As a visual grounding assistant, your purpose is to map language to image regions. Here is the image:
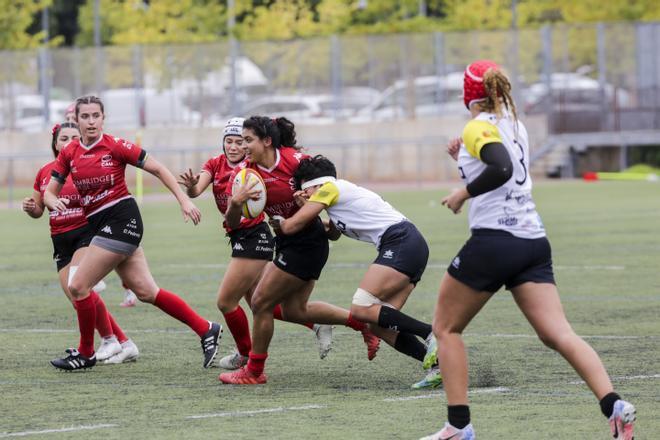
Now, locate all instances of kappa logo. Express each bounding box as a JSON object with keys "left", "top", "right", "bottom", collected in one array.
[
  {"left": 451, "top": 256, "right": 460, "bottom": 269},
  {"left": 233, "top": 243, "right": 244, "bottom": 251},
  {"left": 382, "top": 249, "right": 394, "bottom": 259},
  {"left": 101, "top": 225, "right": 113, "bottom": 235}
]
